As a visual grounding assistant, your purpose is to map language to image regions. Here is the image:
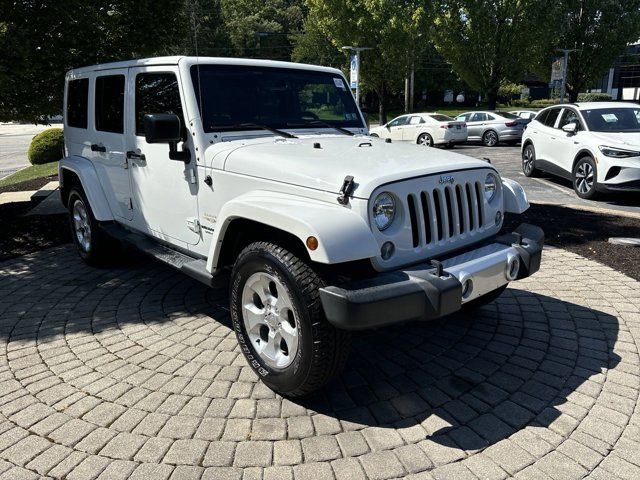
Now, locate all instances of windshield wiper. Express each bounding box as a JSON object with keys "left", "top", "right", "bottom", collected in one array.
[
  {"left": 288, "top": 120, "right": 355, "bottom": 136},
  {"left": 237, "top": 123, "right": 297, "bottom": 138}
]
